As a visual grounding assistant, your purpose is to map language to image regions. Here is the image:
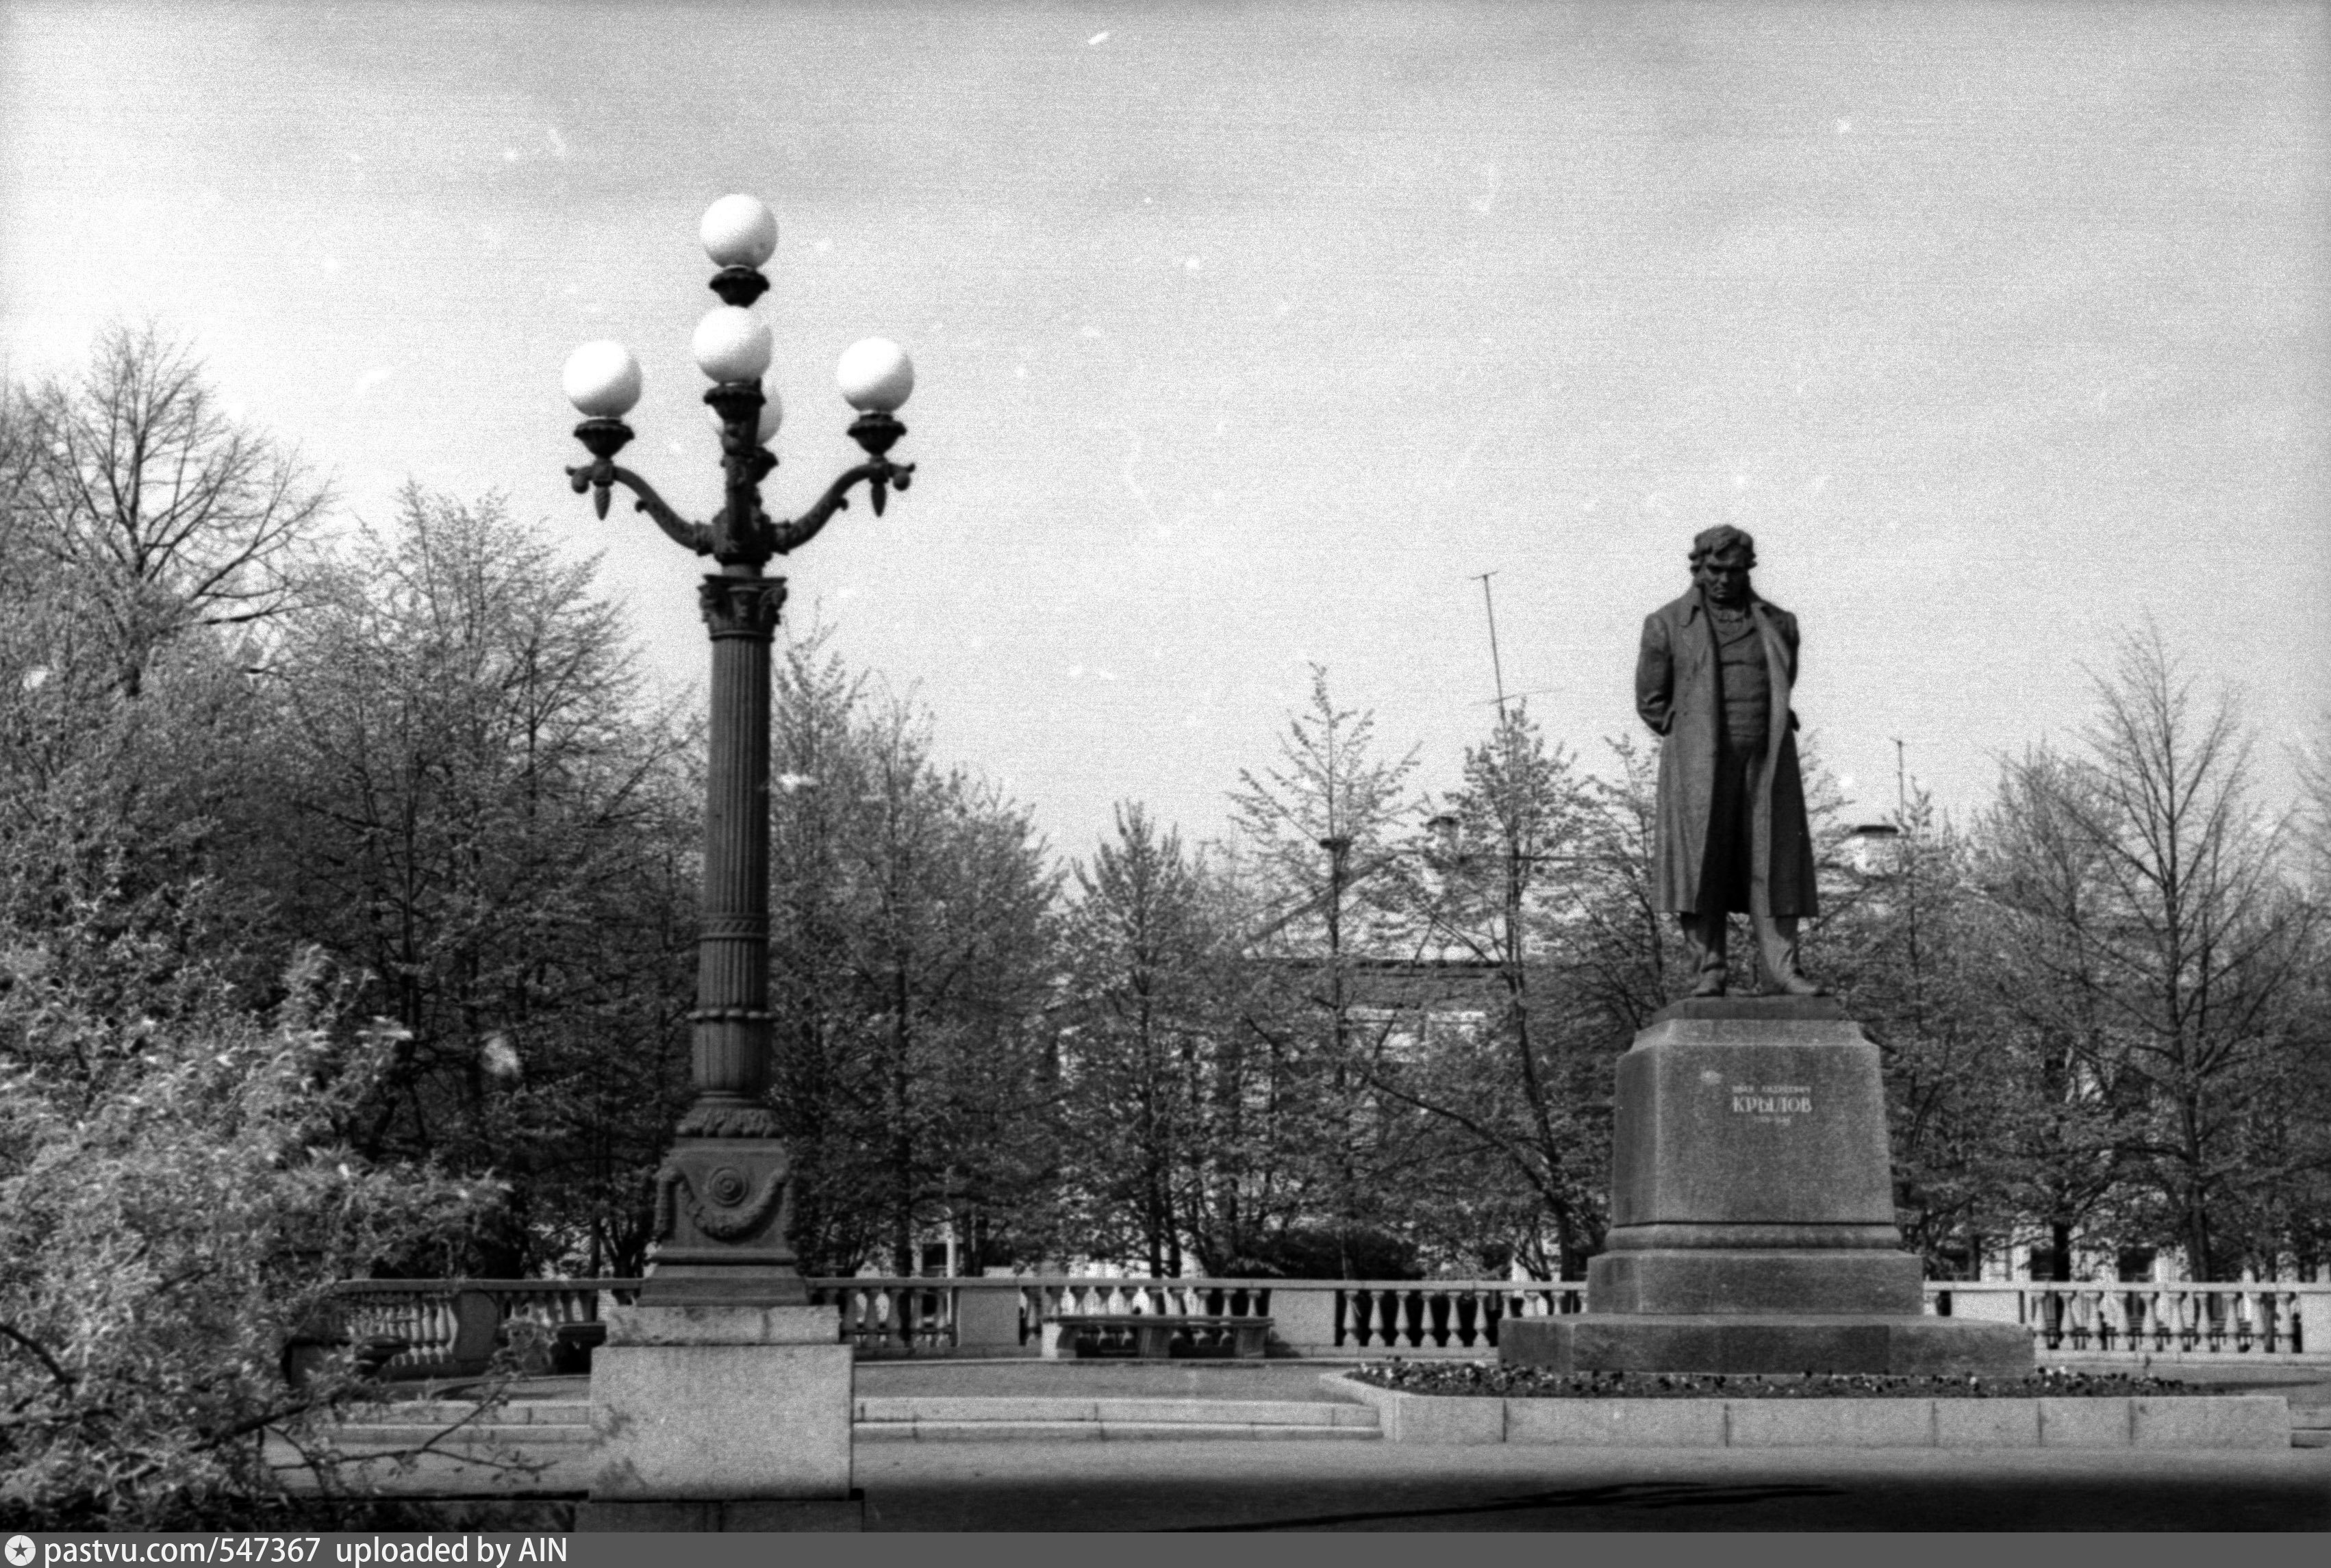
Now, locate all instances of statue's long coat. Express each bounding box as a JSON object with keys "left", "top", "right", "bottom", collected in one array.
[{"left": 1634, "top": 590, "right": 1819, "bottom": 918}]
